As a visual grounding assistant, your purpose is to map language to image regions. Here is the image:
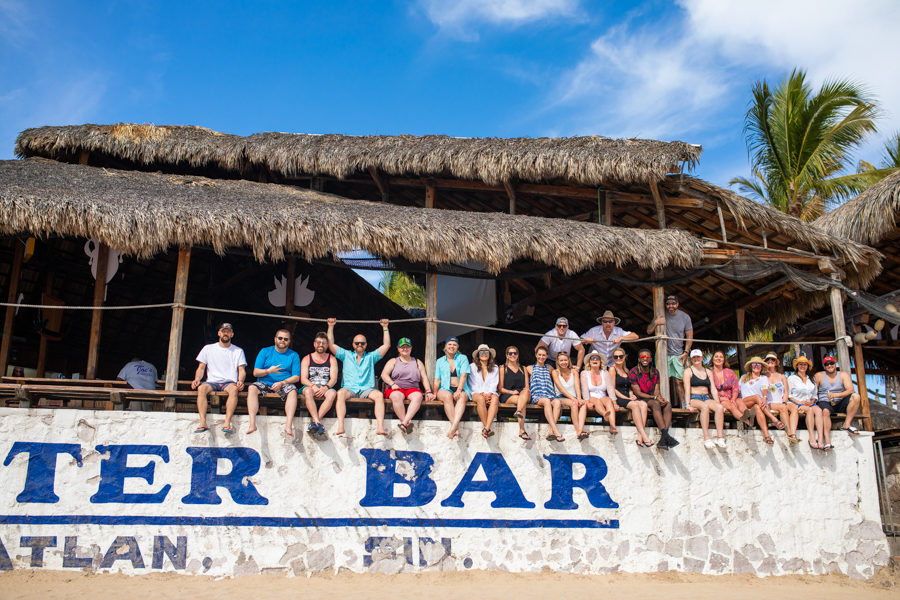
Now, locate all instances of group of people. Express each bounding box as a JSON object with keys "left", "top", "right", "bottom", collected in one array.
[{"left": 178, "top": 293, "right": 860, "bottom": 447}]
